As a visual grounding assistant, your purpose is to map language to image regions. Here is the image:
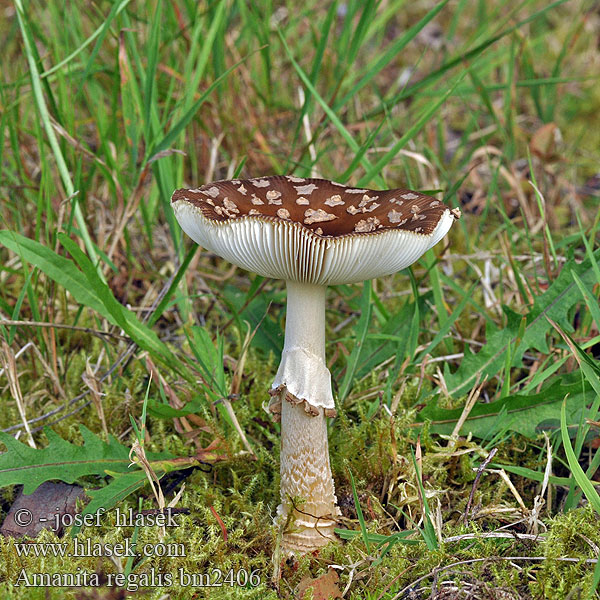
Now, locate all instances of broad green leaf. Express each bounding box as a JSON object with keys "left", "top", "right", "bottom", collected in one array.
[
  {"left": 572, "top": 270, "right": 600, "bottom": 331},
  {"left": 147, "top": 398, "right": 205, "bottom": 419},
  {"left": 445, "top": 248, "right": 600, "bottom": 397},
  {"left": 1, "top": 230, "right": 192, "bottom": 379},
  {"left": 348, "top": 297, "right": 415, "bottom": 380},
  {"left": 0, "top": 426, "right": 213, "bottom": 537},
  {"left": 71, "top": 470, "right": 151, "bottom": 536},
  {"left": 0, "top": 425, "right": 172, "bottom": 494},
  {"left": 221, "top": 283, "right": 283, "bottom": 356},
  {"left": 0, "top": 231, "right": 117, "bottom": 324},
  {"left": 418, "top": 379, "right": 590, "bottom": 439}
]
